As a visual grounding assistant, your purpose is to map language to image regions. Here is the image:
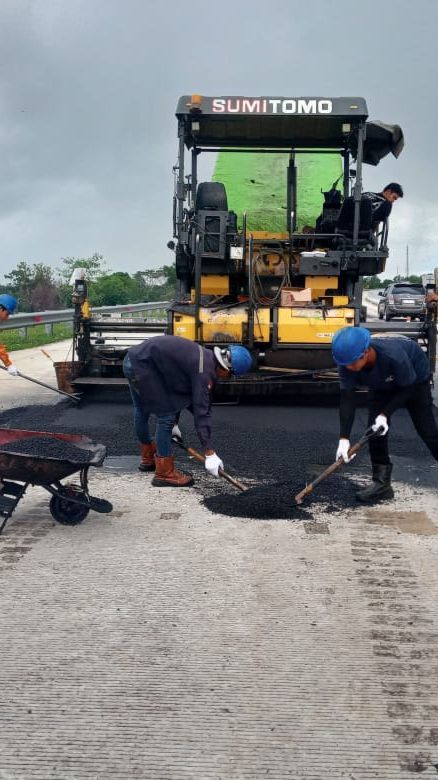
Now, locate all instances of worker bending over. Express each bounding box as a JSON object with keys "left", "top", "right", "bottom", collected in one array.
[
  {"left": 0, "top": 294, "right": 19, "bottom": 375},
  {"left": 123, "top": 335, "right": 252, "bottom": 487},
  {"left": 332, "top": 326, "right": 438, "bottom": 502}
]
